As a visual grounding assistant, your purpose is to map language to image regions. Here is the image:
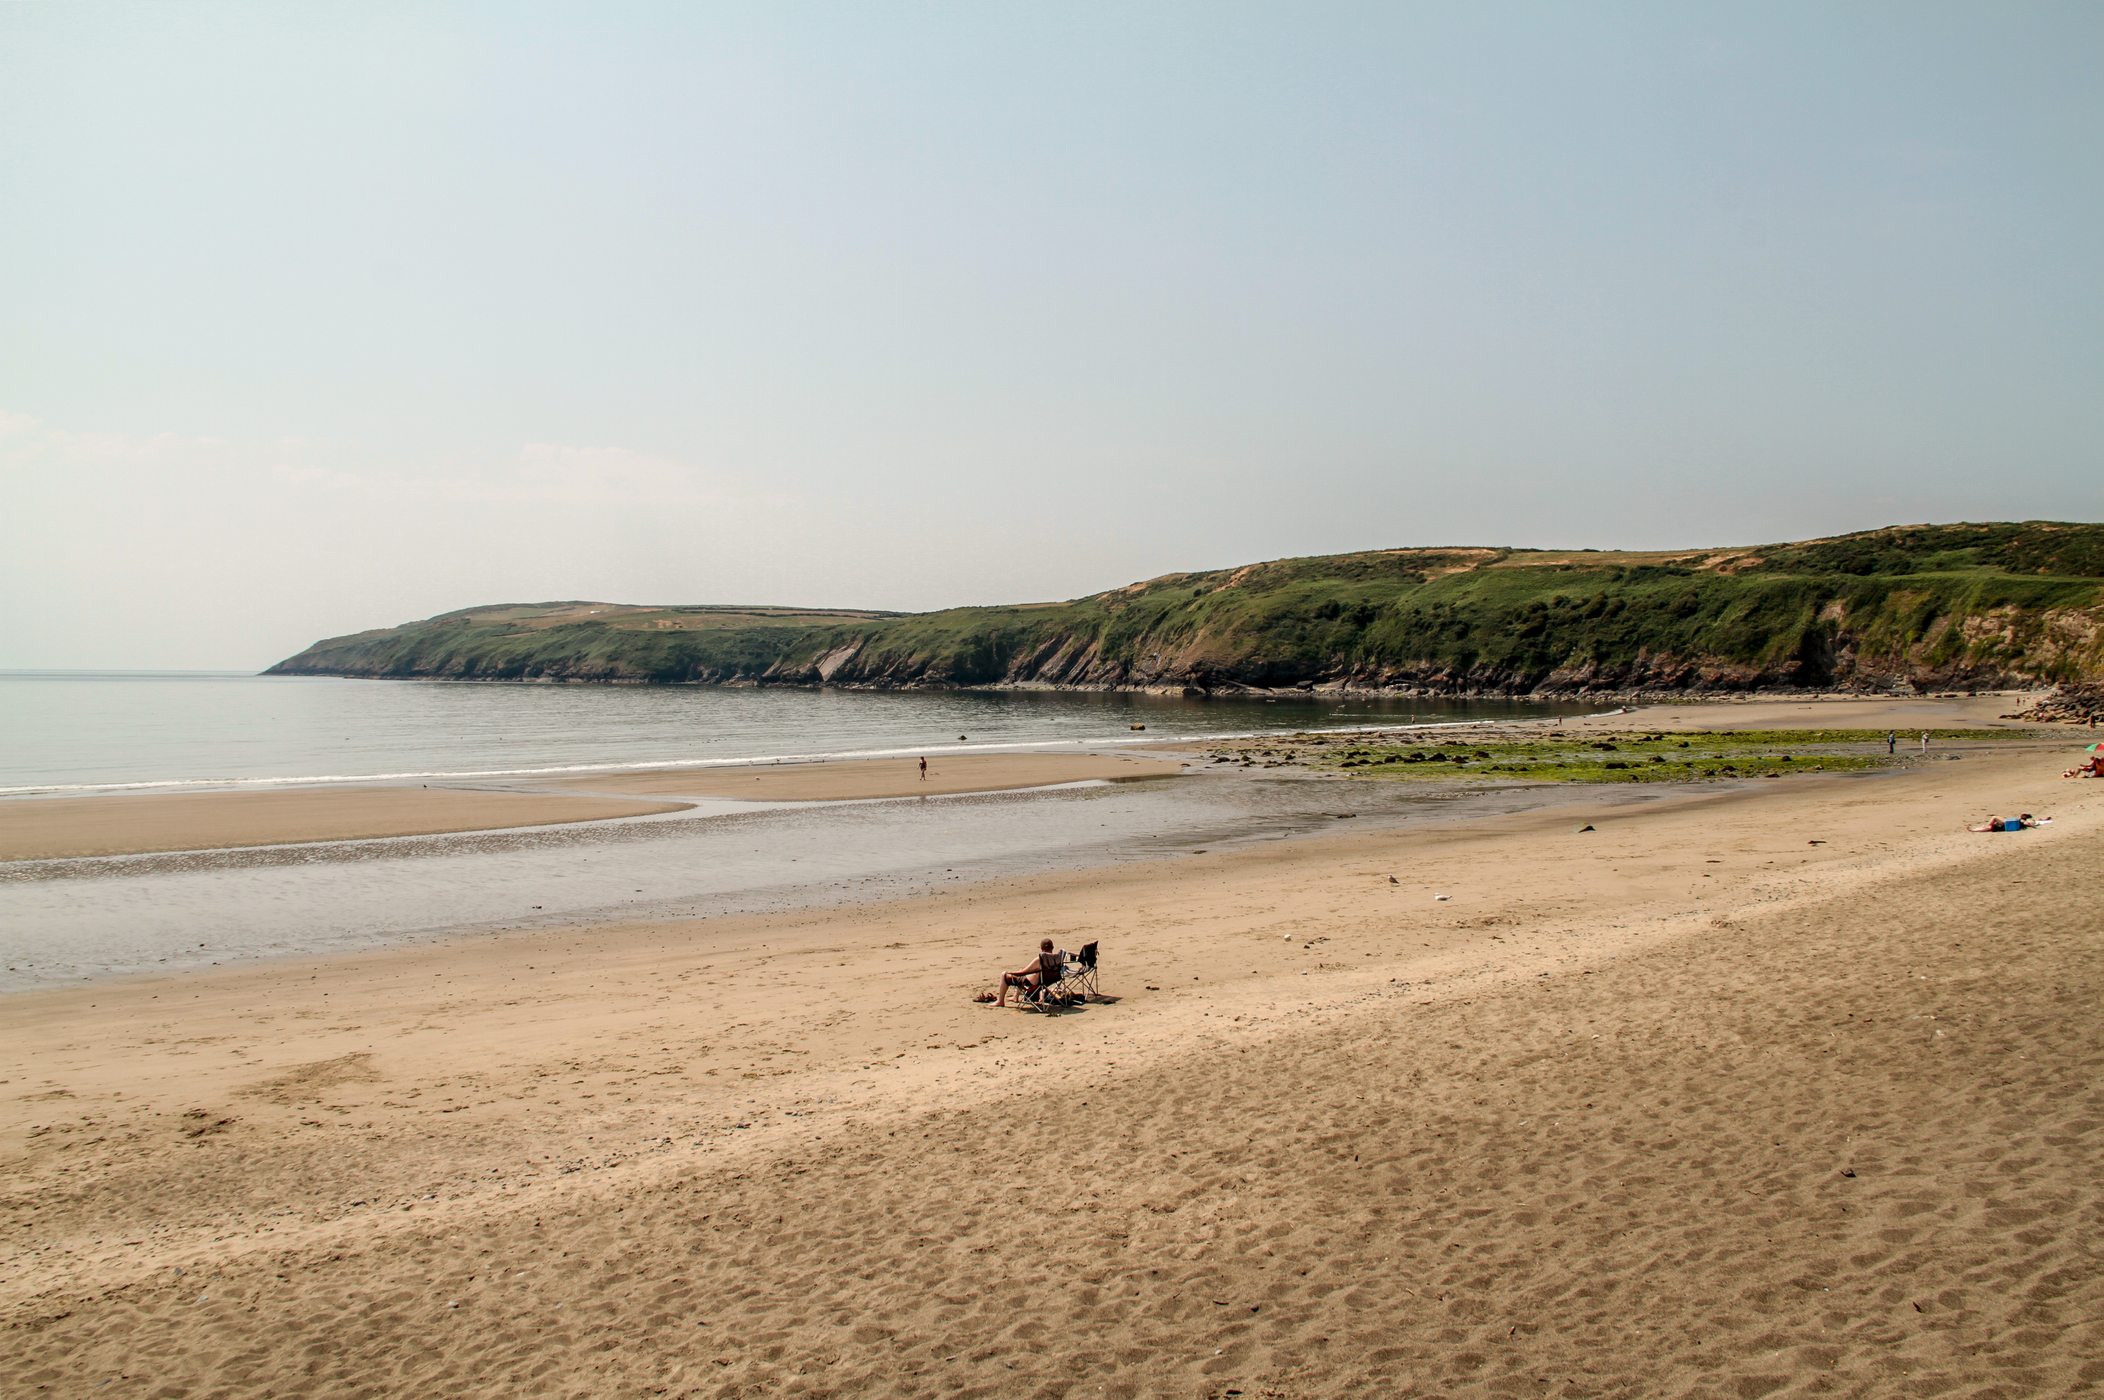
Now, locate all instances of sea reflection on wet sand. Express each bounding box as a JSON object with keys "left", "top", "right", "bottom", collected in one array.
[{"left": 0, "top": 770, "right": 1635, "bottom": 990}]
